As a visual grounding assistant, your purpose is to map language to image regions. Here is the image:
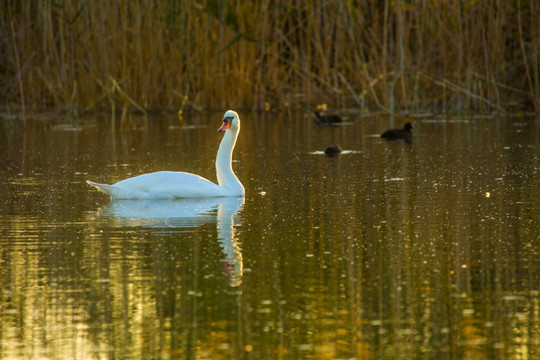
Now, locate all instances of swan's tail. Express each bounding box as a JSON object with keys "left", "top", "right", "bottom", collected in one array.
[
  {"left": 87, "top": 180, "right": 125, "bottom": 198},
  {"left": 87, "top": 180, "right": 112, "bottom": 194}
]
